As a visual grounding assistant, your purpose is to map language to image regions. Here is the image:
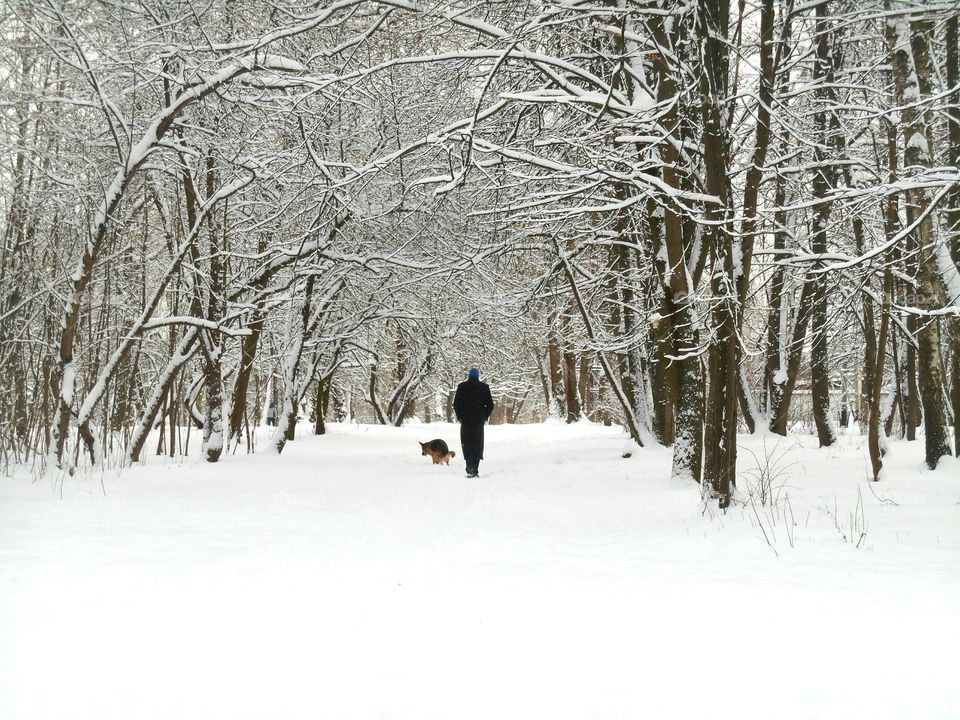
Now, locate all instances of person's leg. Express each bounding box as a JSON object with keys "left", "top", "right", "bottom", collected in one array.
[
  {"left": 466, "top": 423, "right": 483, "bottom": 476},
  {"left": 465, "top": 426, "right": 482, "bottom": 475},
  {"left": 460, "top": 423, "right": 477, "bottom": 474}
]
